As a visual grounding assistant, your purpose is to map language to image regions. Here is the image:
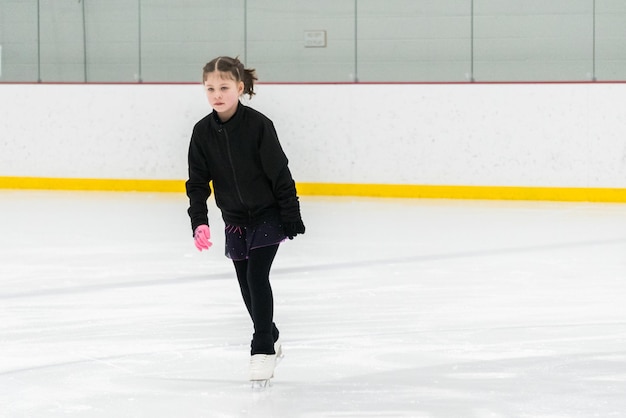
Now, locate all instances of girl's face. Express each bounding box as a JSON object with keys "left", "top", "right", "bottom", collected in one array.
[{"left": 204, "top": 71, "right": 244, "bottom": 122}]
